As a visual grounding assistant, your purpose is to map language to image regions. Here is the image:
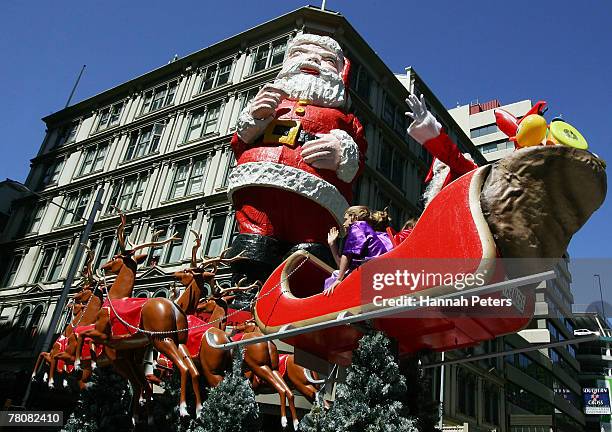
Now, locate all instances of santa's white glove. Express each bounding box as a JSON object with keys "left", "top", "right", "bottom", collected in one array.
[
  {"left": 406, "top": 94, "right": 442, "bottom": 145},
  {"left": 236, "top": 84, "right": 288, "bottom": 144},
  {"left": 301, "top": 129, "right": 360, "bottom": 183},
  {"left": 301, "top": 134, "right": 342, "bottom": 171}
]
